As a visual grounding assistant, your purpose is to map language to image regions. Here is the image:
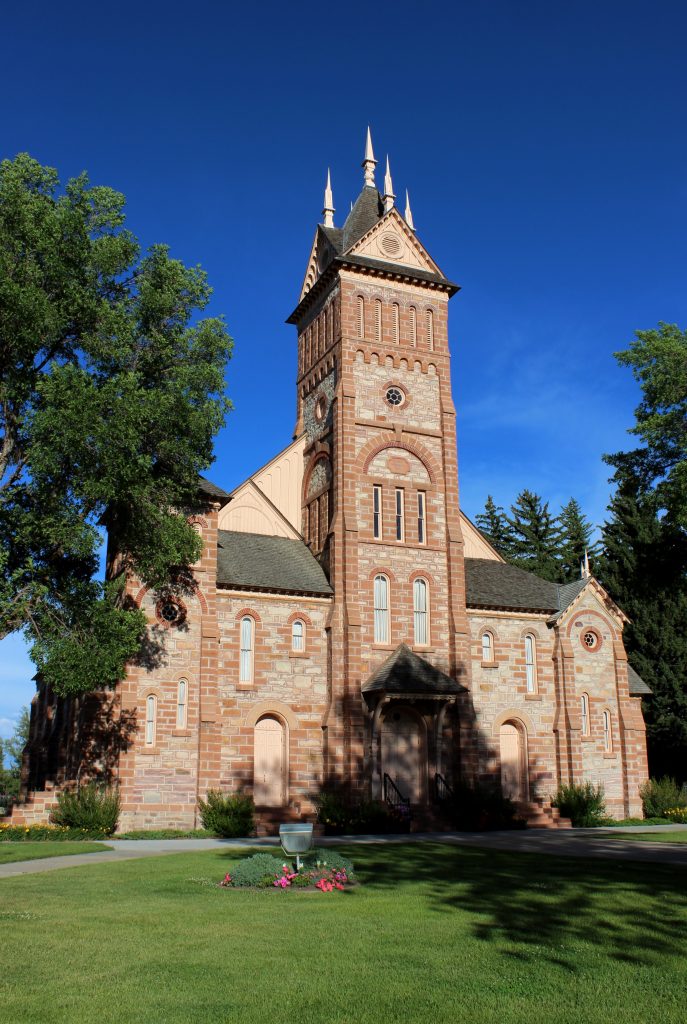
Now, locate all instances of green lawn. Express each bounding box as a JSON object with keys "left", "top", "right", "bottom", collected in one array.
[
  {"left": 0, "top": 843, "right": 685, "bottom": 1024},
  {"left": 0, "top": 841, "right": 111, "bottom": 864},
  {"left": 607, "top": 830, "right": 687, "bottom": 844}
]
